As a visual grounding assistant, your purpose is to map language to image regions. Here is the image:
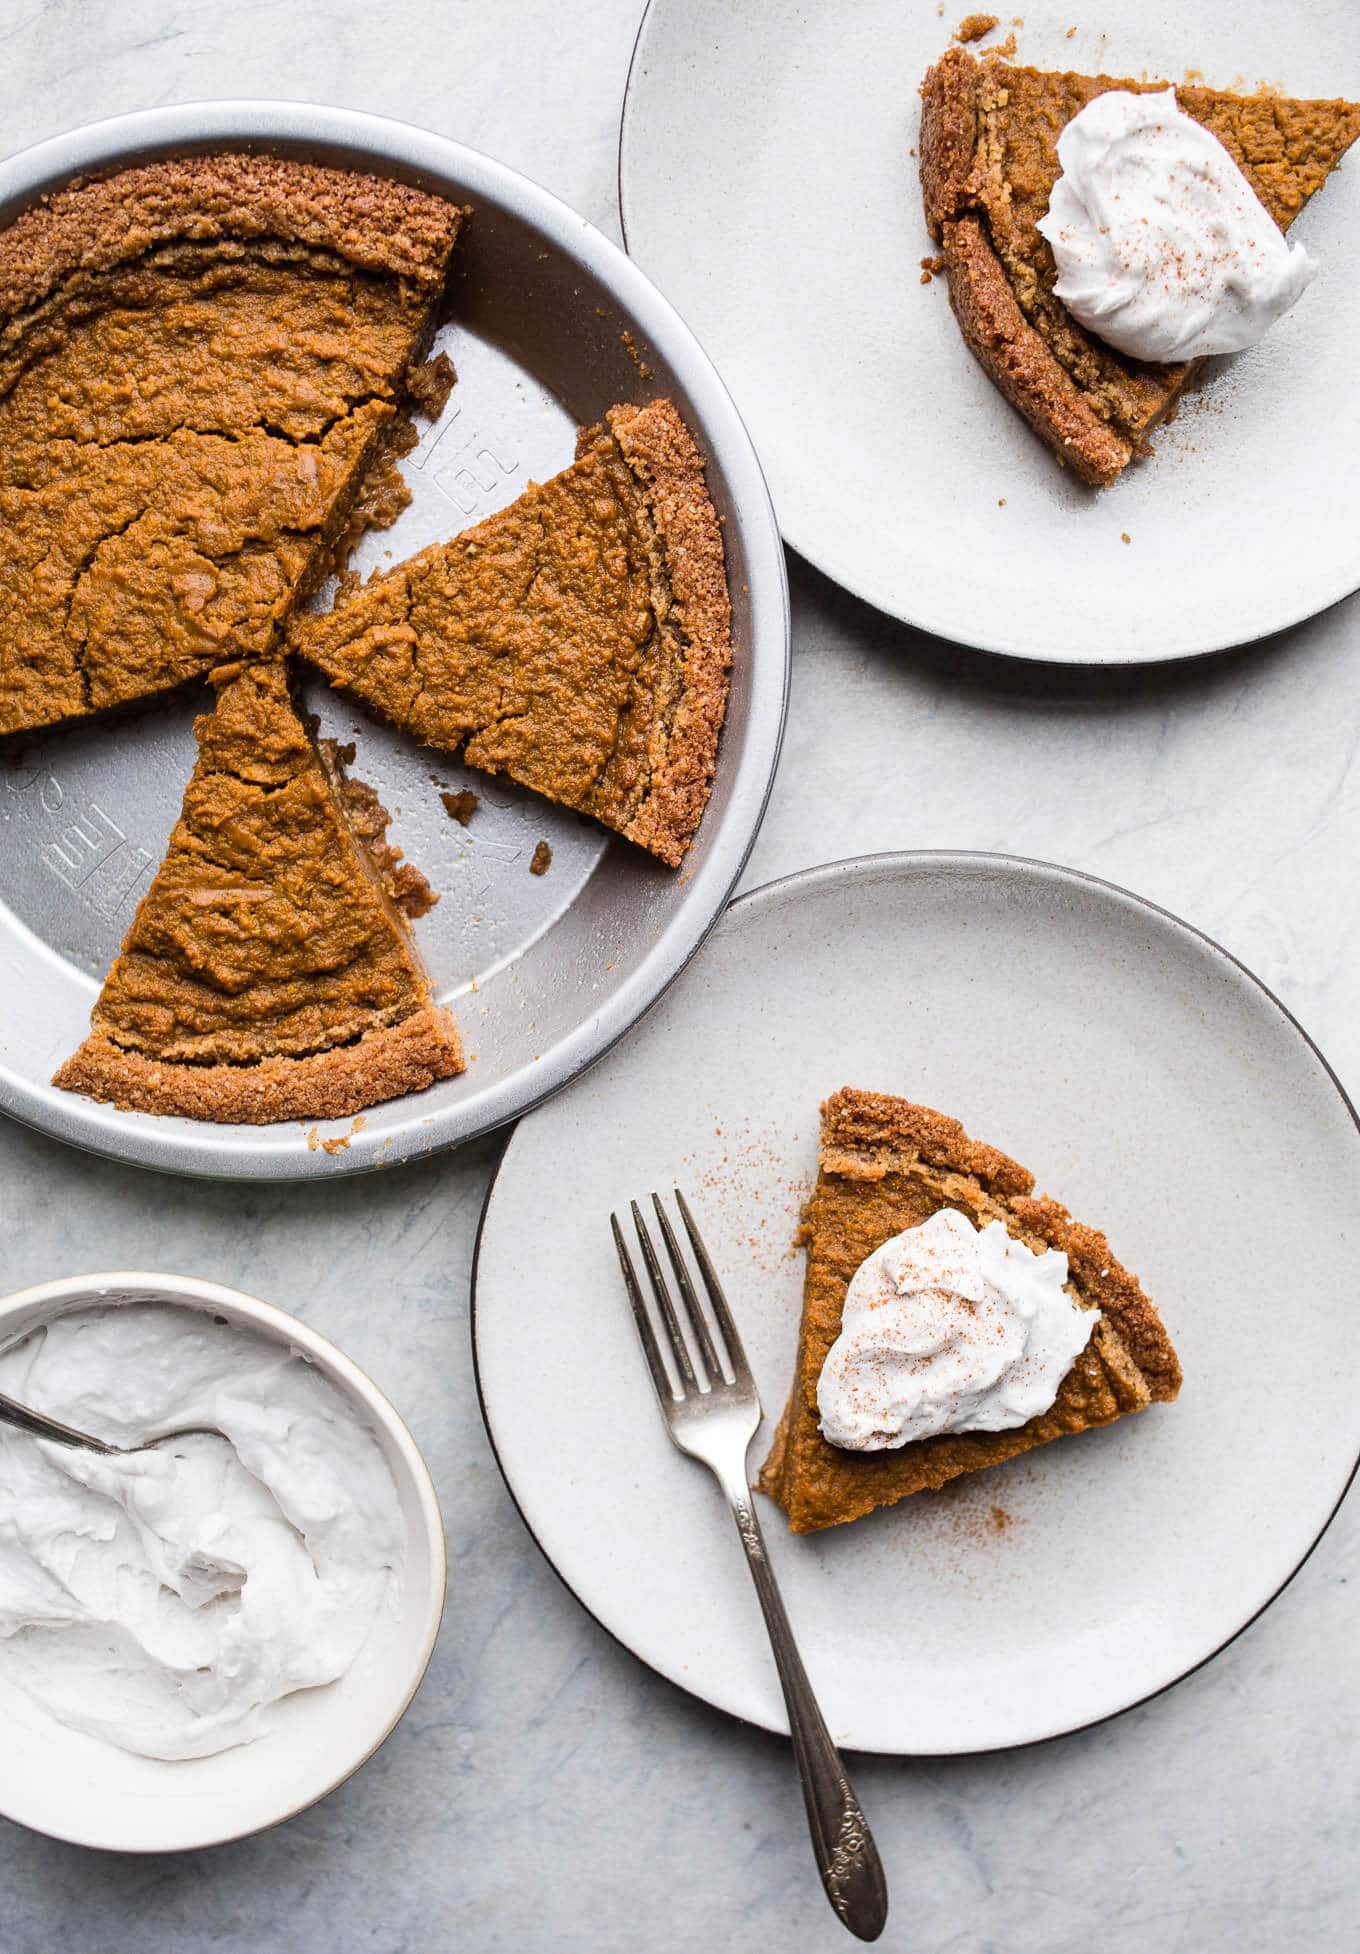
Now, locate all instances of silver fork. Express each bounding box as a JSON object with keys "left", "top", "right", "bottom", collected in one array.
[{"left": 611, "top": 1190, "right": 888, "bottom": 1943}]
